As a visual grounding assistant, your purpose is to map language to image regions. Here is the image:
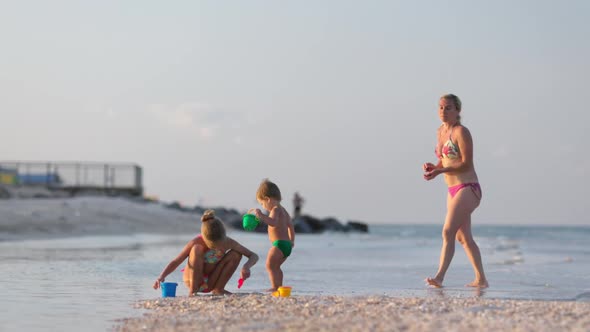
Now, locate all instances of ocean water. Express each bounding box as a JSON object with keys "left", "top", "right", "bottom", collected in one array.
[{"left": 1, "top": 224, "right": 589, "bottom": 331}]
